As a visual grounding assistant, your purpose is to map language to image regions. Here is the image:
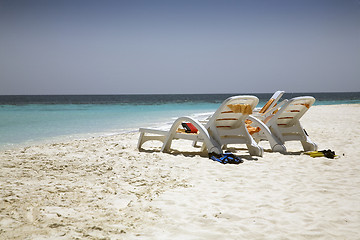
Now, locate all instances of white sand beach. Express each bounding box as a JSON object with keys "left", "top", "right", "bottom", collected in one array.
[{"left": 1, "top": 104, "right": 360, "bottom": 239}]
